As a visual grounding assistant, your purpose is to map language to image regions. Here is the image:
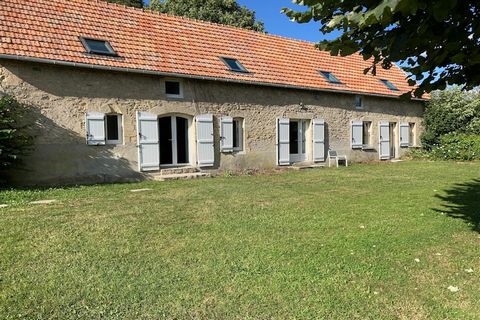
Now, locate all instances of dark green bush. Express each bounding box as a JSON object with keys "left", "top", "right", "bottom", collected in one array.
[
  {"left": 0, "top": 95, "right": 33, "bottom": 182},
  {"left": 422, "top": 89, "right": 480, "bottom": 149}
]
